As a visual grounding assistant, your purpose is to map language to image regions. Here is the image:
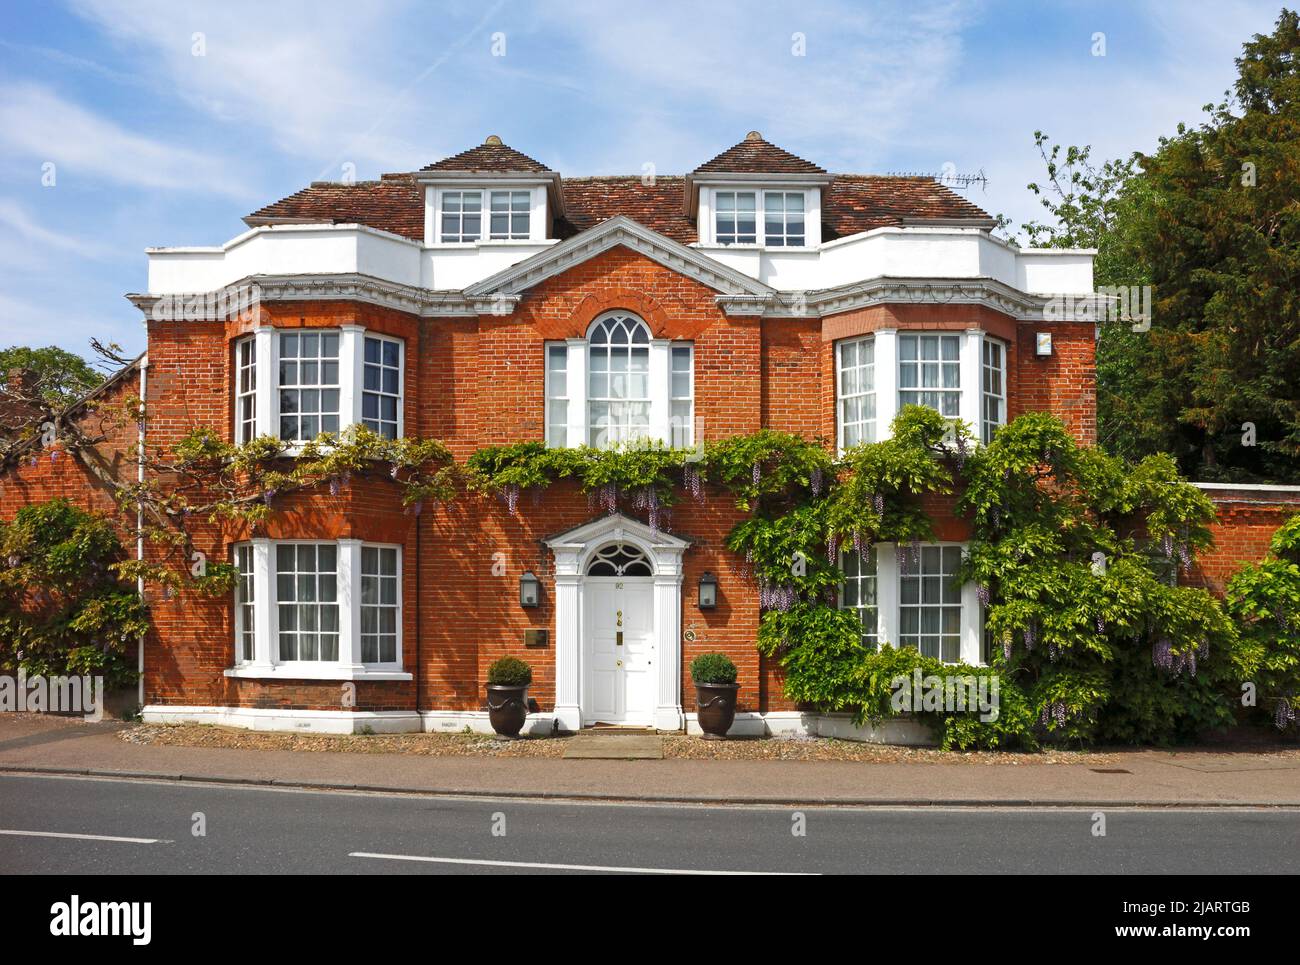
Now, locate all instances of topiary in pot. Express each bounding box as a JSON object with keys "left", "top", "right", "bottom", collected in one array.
[
  {"left": 691, "top": 652, "right": 739, "bottom": 740},
  {"left": 486, "top": 656, "right": 533, "bottom": 738}
]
